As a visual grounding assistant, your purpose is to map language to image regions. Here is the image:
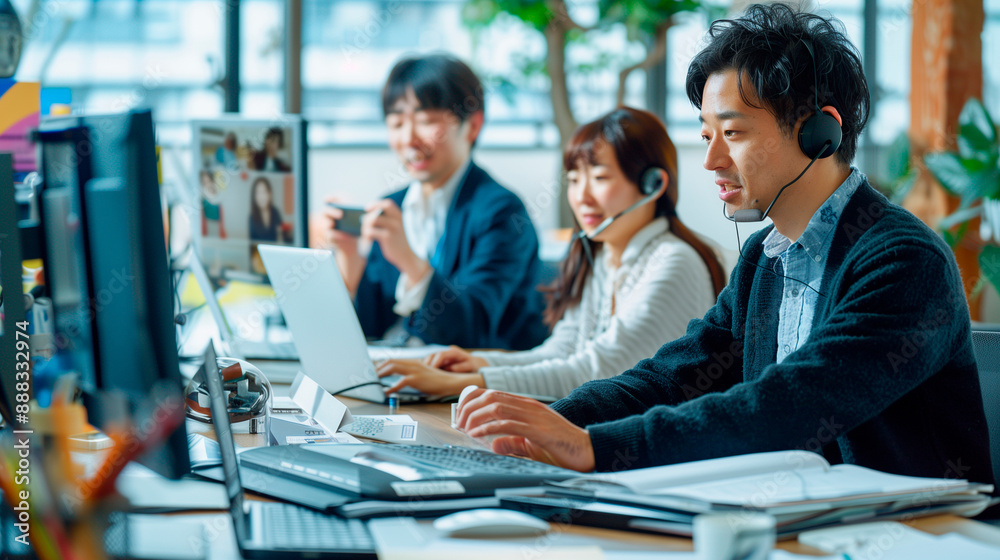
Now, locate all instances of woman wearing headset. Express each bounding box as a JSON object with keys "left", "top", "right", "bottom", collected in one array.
[{"left": 377, "top": 106, "right": 726, "bottom": 399}]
